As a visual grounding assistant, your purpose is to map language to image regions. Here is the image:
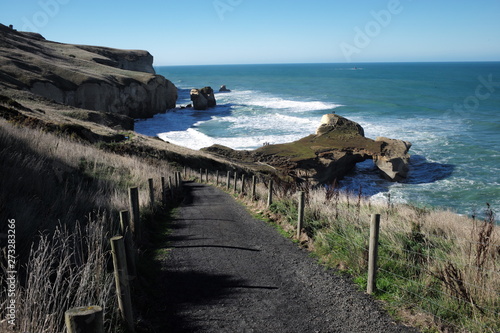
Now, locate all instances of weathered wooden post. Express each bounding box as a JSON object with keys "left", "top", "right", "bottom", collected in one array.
[
  {"left": 367, "top": 214, "right": 381, "bottom": 294},
  {"left": 251, "top": 175, "right": 257, "bottom": 200},
  {"left": 169, "top": 176, "right": 174, "bottom": 199},
  {"left": 241, "top": 174, "right": 246, "bottom": 194},
  {"left": 65, "top": 306, "right": 103, "bottom": 333},
  {"left": 267, "top": 179, "right": 273, "bottom": 208},
  {"left": 233, "top": 171, "right": 238, "bottom": 193},
  {"left": 184, "top": 166, "right": 187, "bottom": 179},
  {"left": 161, "top": 176, "right": 167, "bottom": 206},
  {"left": 128, "top": 187, "right": 141, "bottom": 242},
  {"left": 119, "top": 210, "right": 136, "bottom": 277},
  {"left": 110, "top": 236, "right": 135, "bottom": 332},
  {"left": 148, "top": 178, "right": 154, "bottom": 209},
  {"left": 205, "top": 169, "right": 209, "bottom": 183},
  {"left": 177, "top": 171, "right": 182, "bottom": 186},
  {"left": 227, "top": 171, "right": 231, "bottom": 190},
  {"left": 199, "top": 168, "right": 203, "bottom": 183},
  {"left": 297, "top": 191, "right": 305, "bottom": 238},
  {"left": 216, "top": 170, "right": 220, "bottom": 185},
  {"left": 175, "top": 171, "right": 180, "bottom": 188}
]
